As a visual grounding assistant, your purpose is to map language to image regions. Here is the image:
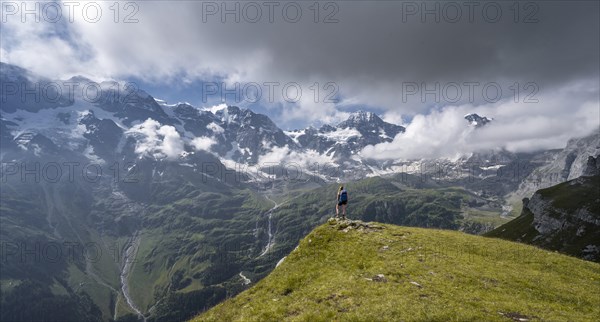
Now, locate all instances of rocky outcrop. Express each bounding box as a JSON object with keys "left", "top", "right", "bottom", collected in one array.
[
  {"left": 327, "top": 218, "right": 385, "bottom": 233},
  {"left": 490, "top": 175, "right": 600, "bottom": 262},
  {"left": 527, "top": 191, "right": 598, "bottom": 235}
]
